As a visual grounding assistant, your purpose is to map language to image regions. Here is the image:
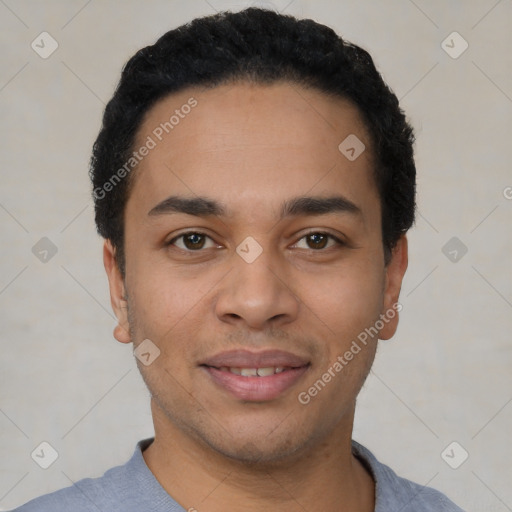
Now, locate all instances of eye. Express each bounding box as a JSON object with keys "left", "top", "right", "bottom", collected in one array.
[
  {"left": 168, "top": 232, "right": 218, "bottom": 251},
  {"left": 167, "top": 231, "right": 344, "bottom": 252},
  {"left": 293, "top": 232, "right": 344, "bottom": 250}
]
